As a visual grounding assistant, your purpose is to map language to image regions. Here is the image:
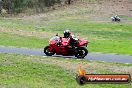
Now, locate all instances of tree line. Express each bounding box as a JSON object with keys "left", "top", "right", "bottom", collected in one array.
[{"left": 0, "top": 0, "right": 72, "bottom": 14}]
